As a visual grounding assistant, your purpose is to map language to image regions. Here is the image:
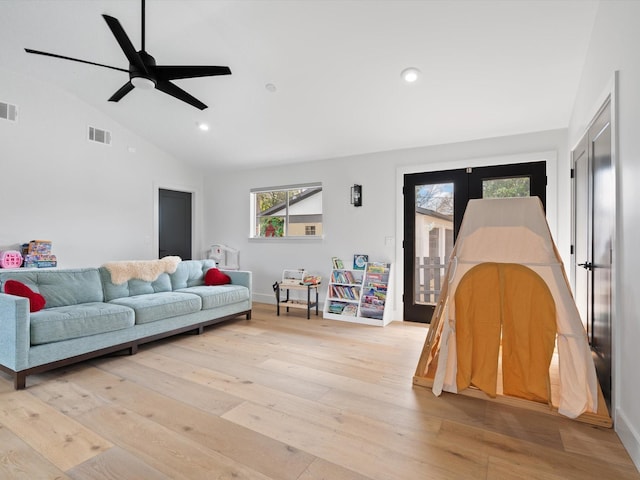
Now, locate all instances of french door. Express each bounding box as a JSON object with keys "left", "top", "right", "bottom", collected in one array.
[{"left": 403, "top": 161, "right": 547, "bottom": 323}]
